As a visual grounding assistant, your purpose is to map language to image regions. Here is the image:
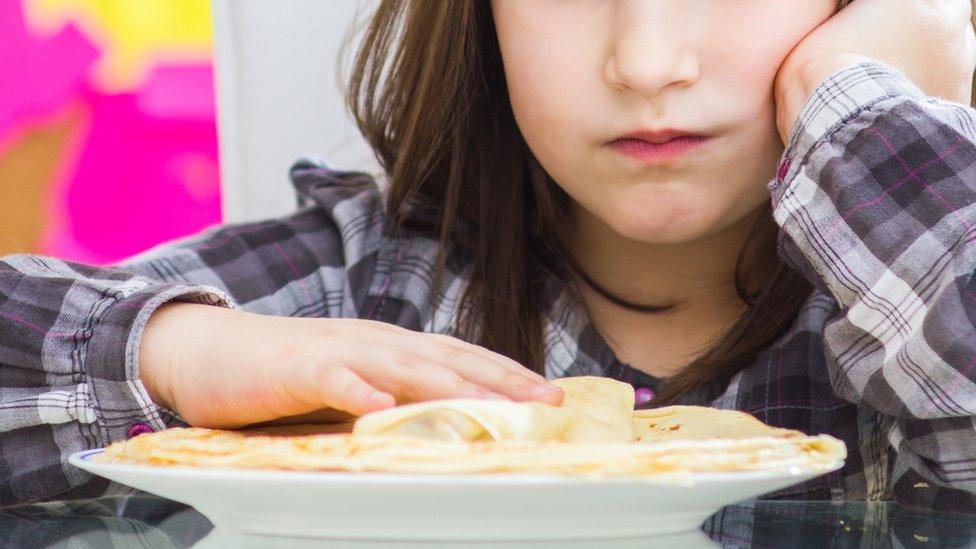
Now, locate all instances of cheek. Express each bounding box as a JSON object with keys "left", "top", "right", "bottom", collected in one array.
[
  {"left": 709, "top": 11, "right": 831, "bottom": 122},
  {"left": 502, "top": 42, "right": 596, "bottom": 161},
  {"left": 493, "top": 4, "right": 603, "bottom": 169}
]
